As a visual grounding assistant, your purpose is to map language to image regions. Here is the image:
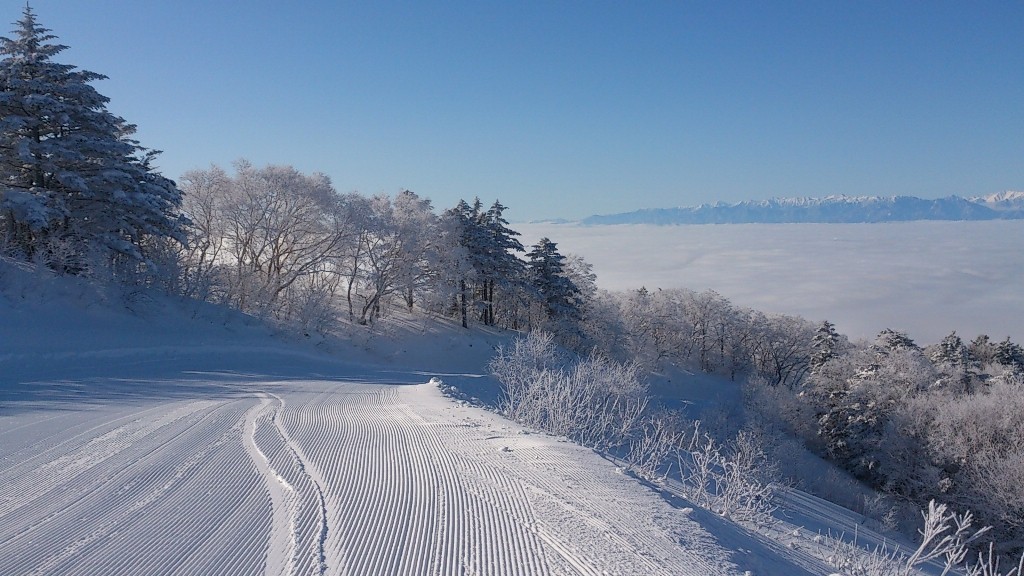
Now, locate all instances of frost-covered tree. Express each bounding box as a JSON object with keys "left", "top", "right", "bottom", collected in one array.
[
  {"left": 562, "top": 253, "right": 597, "bottom": 303},
  {"left": 931, "top": 331, "right": 969, "bottom": 367},
  {"left": 432, "top": 206, "right": 475, "bottom": 327},
  {"left": 969, "top": 334, "right": 997, "bottom": 365},
  {"left": 442, "top": 198, "right": 524, "bottom": 327},
  {"left": 0, "top": 6, "right": 185, "bottom": 272},
  {"left": 873, "top": 328, "right": 920, "bottom": 354},
  {"left": 616, "top": 287, "right": 683, "bottom": 370},
  {"left": 749, "top": 313, "right": 815, "bottom": 387},
  {"left": 225, "top": 163, "right": 349, "bottom": 315},
  {"left": 177, "top": 166, "right": 231, "bottom": 299},
  {"left": 391, "top": 190, "right": 437, "bottom": 311},
  {"left": 684, "top": 289, "right": 735, "bottom": 373},
  {"left": 346, "top": 191, "right": 437, "bottom": 324},
  {"left": 526, "top": 237, "right": 580, "bottom": 321},
  {"left": 994, "top": 337, "right": 1024, "bottom": 373},
  {"left": 179, "top": 162, "right": 356, "bottom": 319},
  {"left": 810, "top": 320, "right": 842, "bottom": 373}
]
